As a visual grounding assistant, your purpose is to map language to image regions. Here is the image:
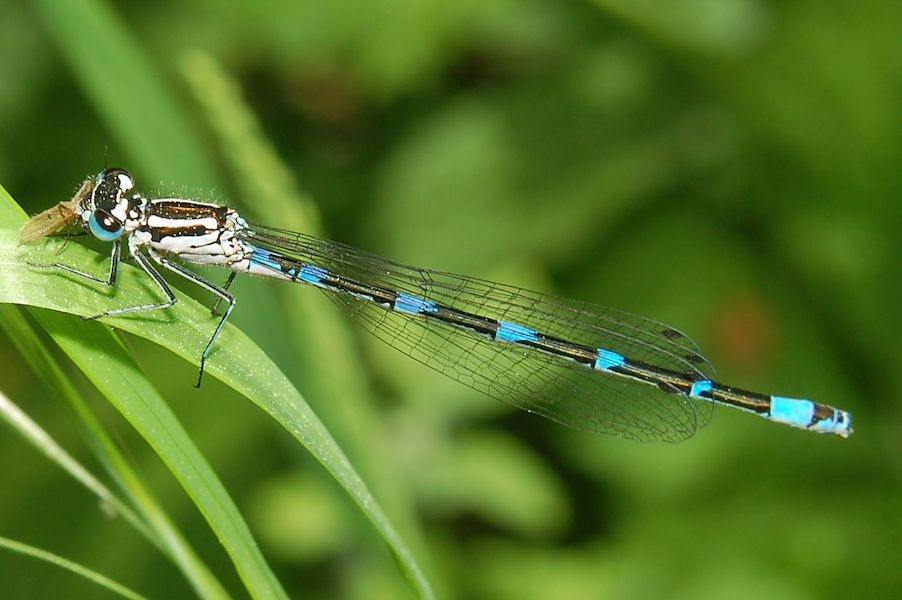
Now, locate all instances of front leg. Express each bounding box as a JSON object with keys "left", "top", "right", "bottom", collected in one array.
[
  {"left": 29, "top": 239, "right": 121, "bottom": 287},
  {"left": 81, "top": 239, "right": 177, "bottom": 321},
  {"left": 29, "top": 219, "right": 179, "bottom": 322}
]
